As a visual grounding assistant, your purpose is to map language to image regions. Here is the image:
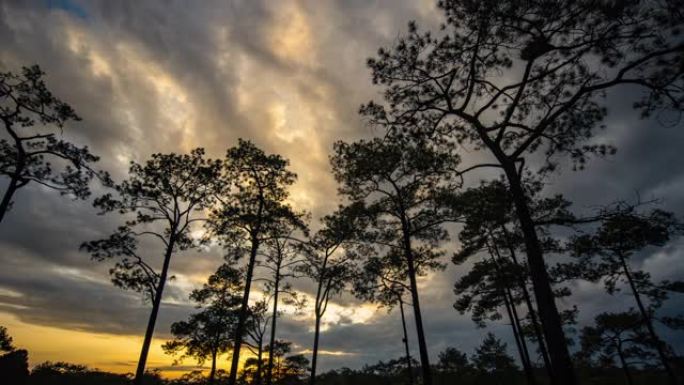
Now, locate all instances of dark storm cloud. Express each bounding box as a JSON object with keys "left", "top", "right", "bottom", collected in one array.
[{"left": 0, "top": 0, "right": 683, "bottom": 373}]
